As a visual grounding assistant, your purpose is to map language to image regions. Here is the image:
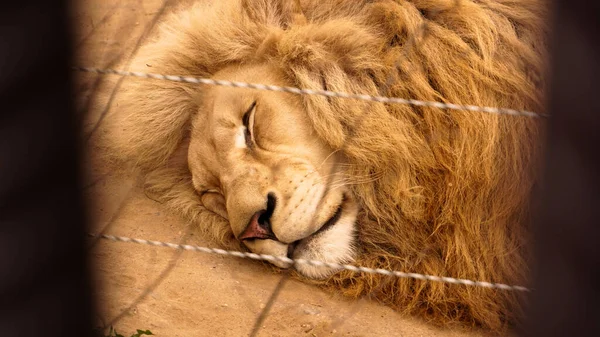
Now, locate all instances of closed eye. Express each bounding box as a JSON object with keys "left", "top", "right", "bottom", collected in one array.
[
  {"left": 242, "top": 101, "right": 257, "bottom": 147},
  {"left": 198, "top": 188, "right": 222, "bottom": 197}
]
